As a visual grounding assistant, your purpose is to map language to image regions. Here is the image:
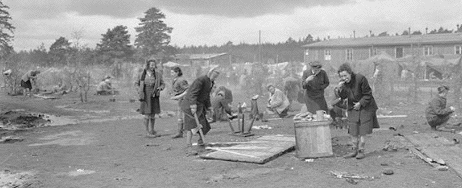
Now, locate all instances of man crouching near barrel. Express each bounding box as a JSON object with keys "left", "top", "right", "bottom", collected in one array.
[{"left": 336, "top": 63, "right": 379, "bottom": 159}]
